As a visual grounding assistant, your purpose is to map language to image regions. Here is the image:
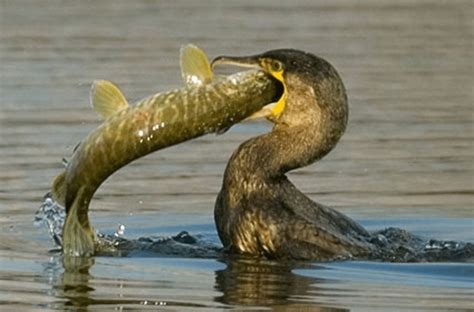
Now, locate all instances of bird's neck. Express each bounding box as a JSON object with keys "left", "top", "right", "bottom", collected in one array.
[
  {"left": 224, "top": 78, "right": 348, "bottom": 189},
  {"left": 224, "top": 122, "right": 336, "bottom": 190}
]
